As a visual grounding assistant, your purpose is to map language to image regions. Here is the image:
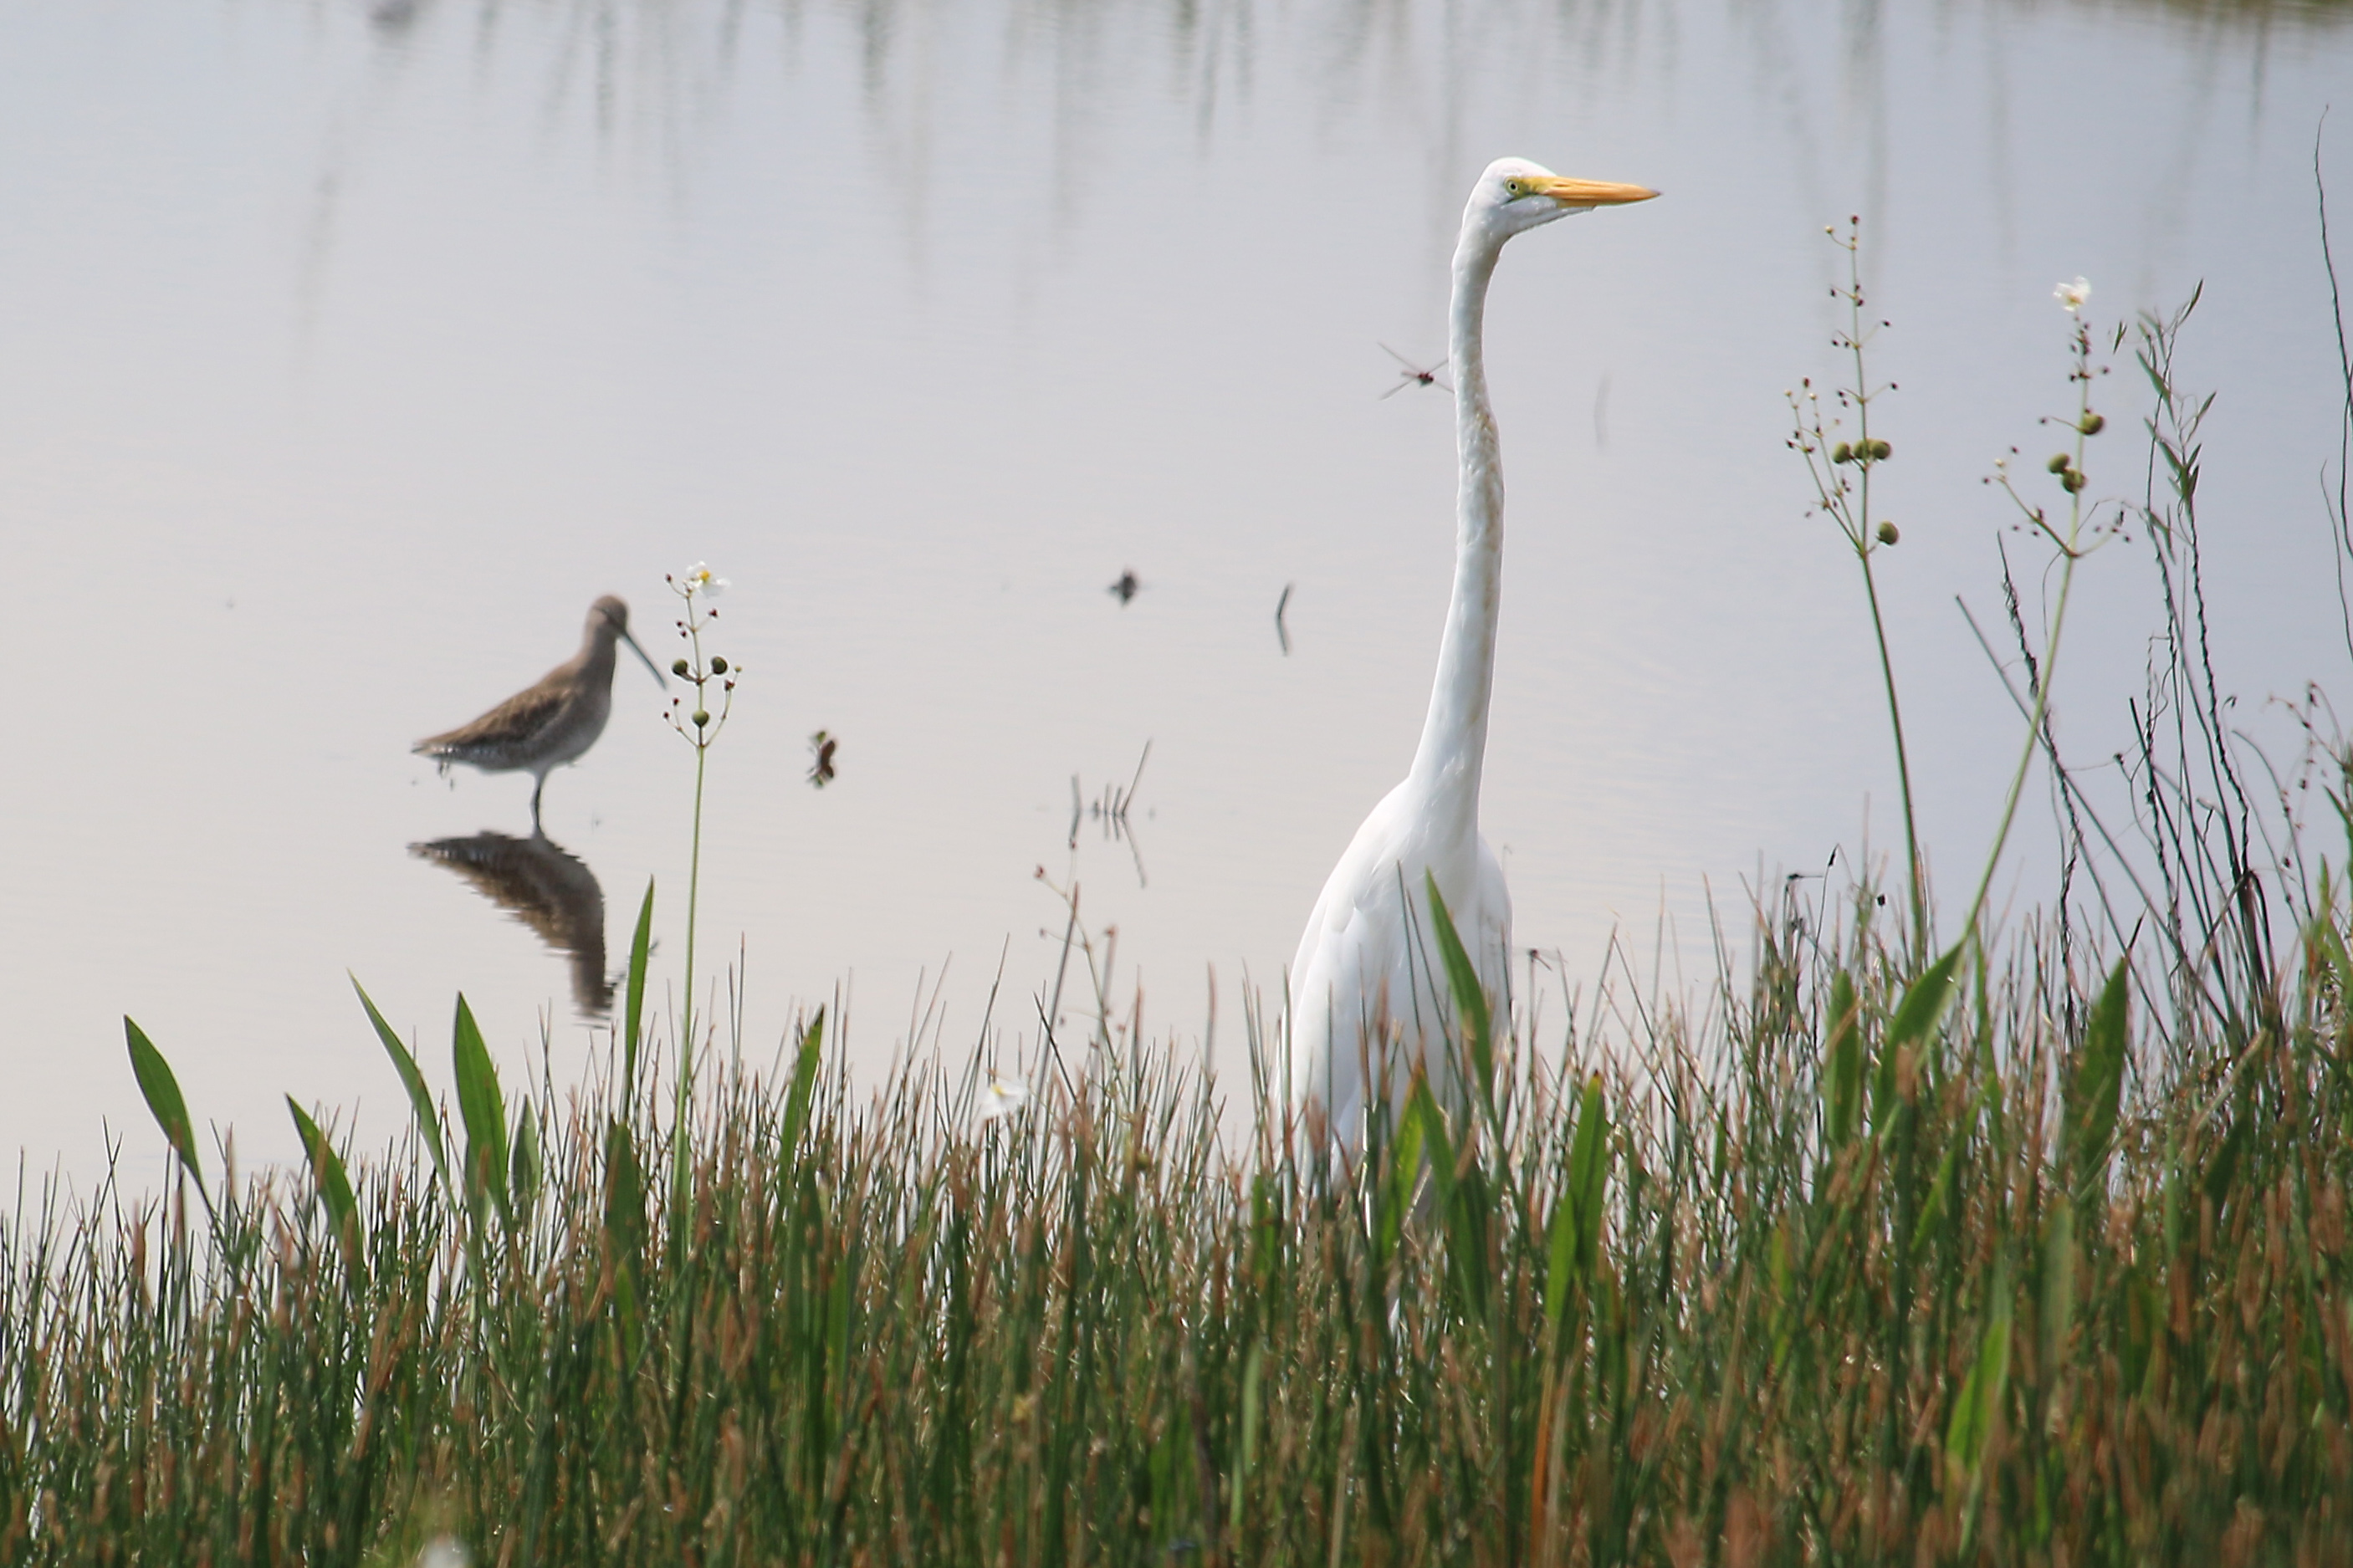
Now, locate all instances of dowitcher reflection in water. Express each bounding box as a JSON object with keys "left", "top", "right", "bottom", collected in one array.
[
  {"left": 411, "top": 831, "right": 615, "bottom": 1016},
  {"left": 414, "top": 596, "right": 666, "bottom": 832}
]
